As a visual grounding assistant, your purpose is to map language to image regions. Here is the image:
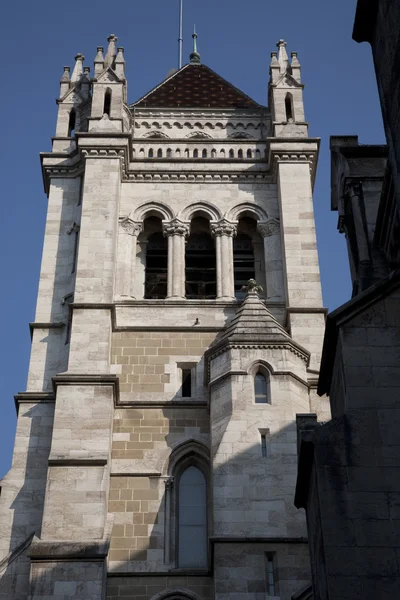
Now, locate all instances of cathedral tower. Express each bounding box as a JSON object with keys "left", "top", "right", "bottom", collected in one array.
[{"left": 0, "top": 33, "right": 327, "bottom": 600}]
